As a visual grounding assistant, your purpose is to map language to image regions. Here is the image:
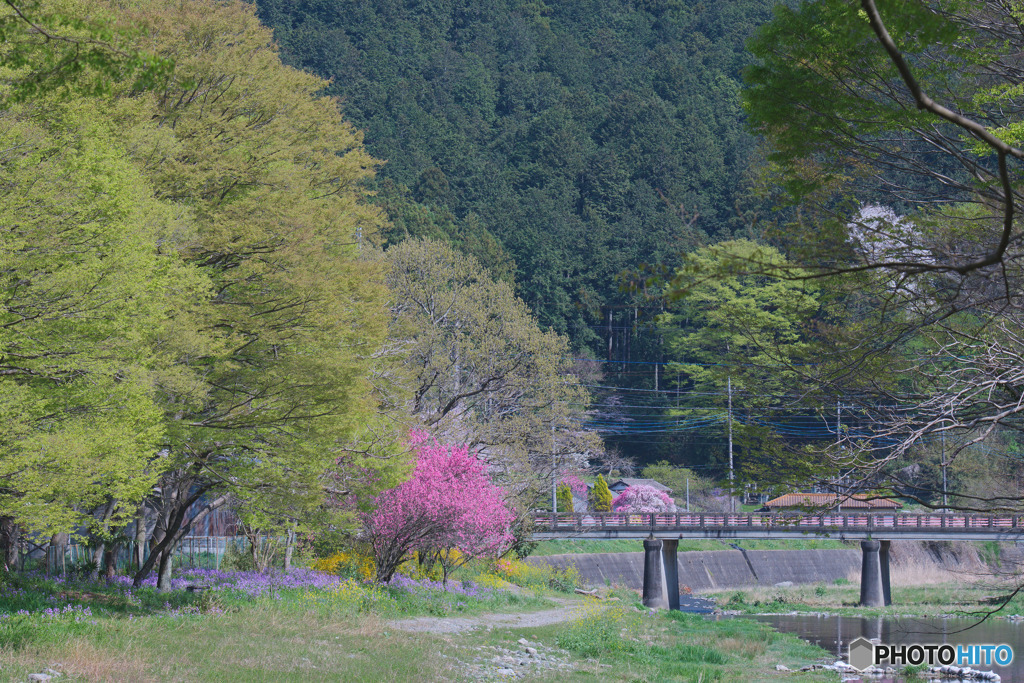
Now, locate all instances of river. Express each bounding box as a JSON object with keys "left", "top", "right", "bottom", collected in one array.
[{"left": 742, "top": 614, "right": 1024, "bottom": 681}]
